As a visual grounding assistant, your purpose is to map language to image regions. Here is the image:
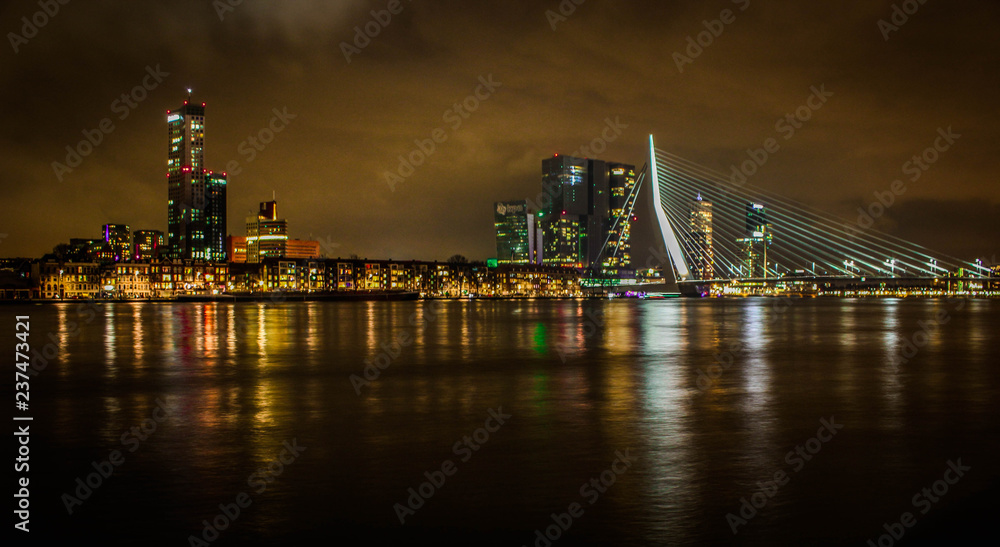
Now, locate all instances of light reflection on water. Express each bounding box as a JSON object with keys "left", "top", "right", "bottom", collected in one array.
[{"left": 20, "top": 298, "right": 1000, "bottom": 545}]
